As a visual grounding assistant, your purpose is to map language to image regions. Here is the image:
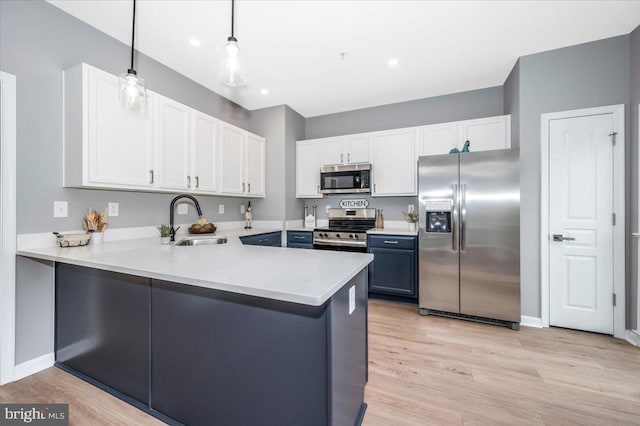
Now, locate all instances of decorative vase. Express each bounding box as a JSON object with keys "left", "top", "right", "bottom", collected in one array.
[
  {"left": 161, "top": 236, "right": 171, "bottom": 245},
  {"left": 91, "top": 231, "right": 104, "bottom": 244},
  {"left": 408, "top": 222, "right": 418, "bottom": 232}
]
